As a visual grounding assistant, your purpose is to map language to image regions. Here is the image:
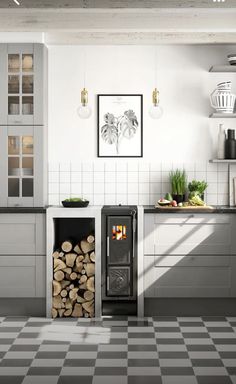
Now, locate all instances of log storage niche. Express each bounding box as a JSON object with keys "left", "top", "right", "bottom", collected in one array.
[{"left": 51, "top": 218, "right": 95, "bottom": 318}]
